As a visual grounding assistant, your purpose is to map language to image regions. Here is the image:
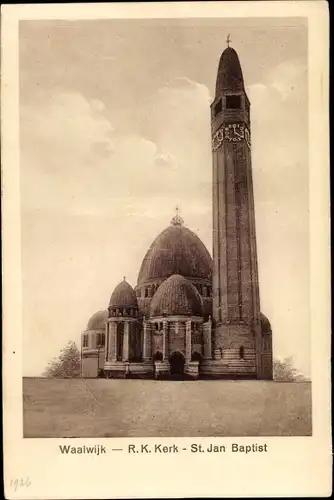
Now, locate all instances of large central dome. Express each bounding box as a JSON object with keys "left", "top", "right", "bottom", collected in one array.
[{"left": 137, "top": 215, "right": 212, "bottom": 286}]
